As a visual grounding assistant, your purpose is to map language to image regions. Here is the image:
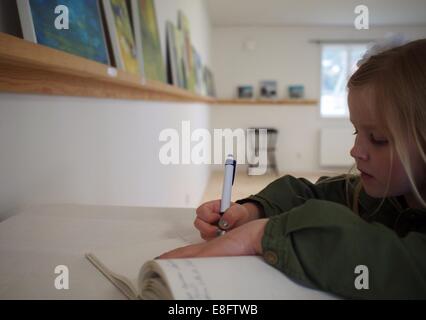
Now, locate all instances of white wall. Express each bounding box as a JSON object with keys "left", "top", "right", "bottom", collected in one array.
[
  {"left": 0, "top": 94, "right": 211, "bottom": 220},
  {"left": 210, "top": 26, "right": 426, "bottom": 172},
  {"left": 0, "top": 0, "right": 212, "bottom": 220}
]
